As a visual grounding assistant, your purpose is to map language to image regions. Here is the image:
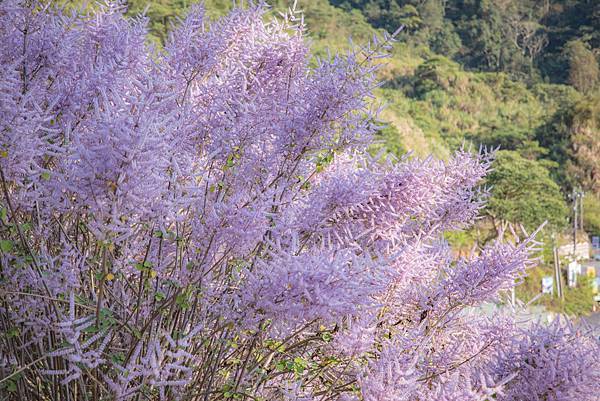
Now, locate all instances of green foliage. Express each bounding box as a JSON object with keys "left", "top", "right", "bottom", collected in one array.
[
  {"left": 371, "top": 124, "right": 406, "bottom": 156},
  {"left": 298, "top": 0, "right": 379, "bottom": 57},
  {"left": 563, "top": 40, "right": 600, "bottom": 93},
  {"left": 568, "top": 94, "right": 600, "bottom": 195},
  {"left": 331, "top": 0, "right": 599, "bottom": 87},
  {"left": 537, "top": 93, "right": 600, "bottom": 194},
  {"left": 0, "top": 239, "right": 14, "bottom": 253},
  {"left": 412, "top": 56, "right": 460, "bottom": 98},
  {"left": 563, "top": 275, "right": 596, "bottom": 316},
  {"left": 378, "top": 50, "right": 580, "bottom": 162},
  {"left": 334, "top": 0, "right": 423, "bottom": 33},
  {"left": 582, "top": 194, "right": 600, "bottom": 236},
  {"left": 484, "top": 150, "right": 569, "bottom": 231},
  {"left": 428, "top": 20, "right": 461, "bottom": 58},
  {"left": 539, "top": 1, "right": 600, "bottom": 83},
  {"left": 444, "top": 230, "right": 477, "bottom": 256},
  {"left": 516, "top": 263, "right": 595, "bottom": 317},
  {"left": 126, "top": 0, "right": 187, "bottom": 43},
  {"left": 125, "top": 0, "right": 238, "bottom": 44}
]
